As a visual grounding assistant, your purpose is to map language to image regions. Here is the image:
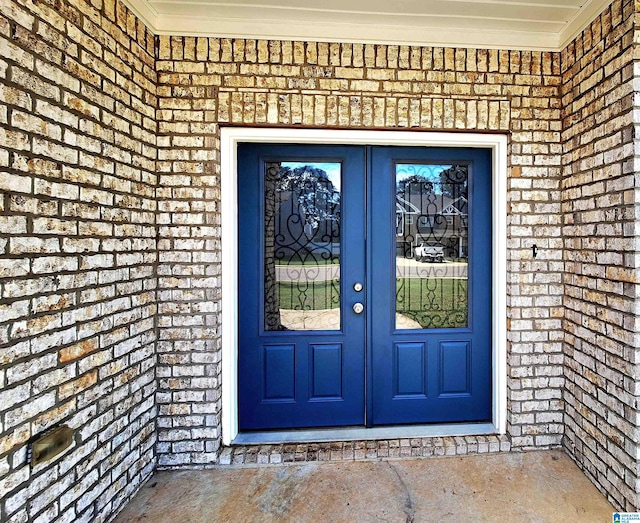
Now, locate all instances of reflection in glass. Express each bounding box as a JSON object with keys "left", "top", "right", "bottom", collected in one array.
[
  {"left": 264, "top": 161, "right": 341, "bottom": 331},
  {"left": 395, "top": 163, "right": 469, "bottom": 329}
]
